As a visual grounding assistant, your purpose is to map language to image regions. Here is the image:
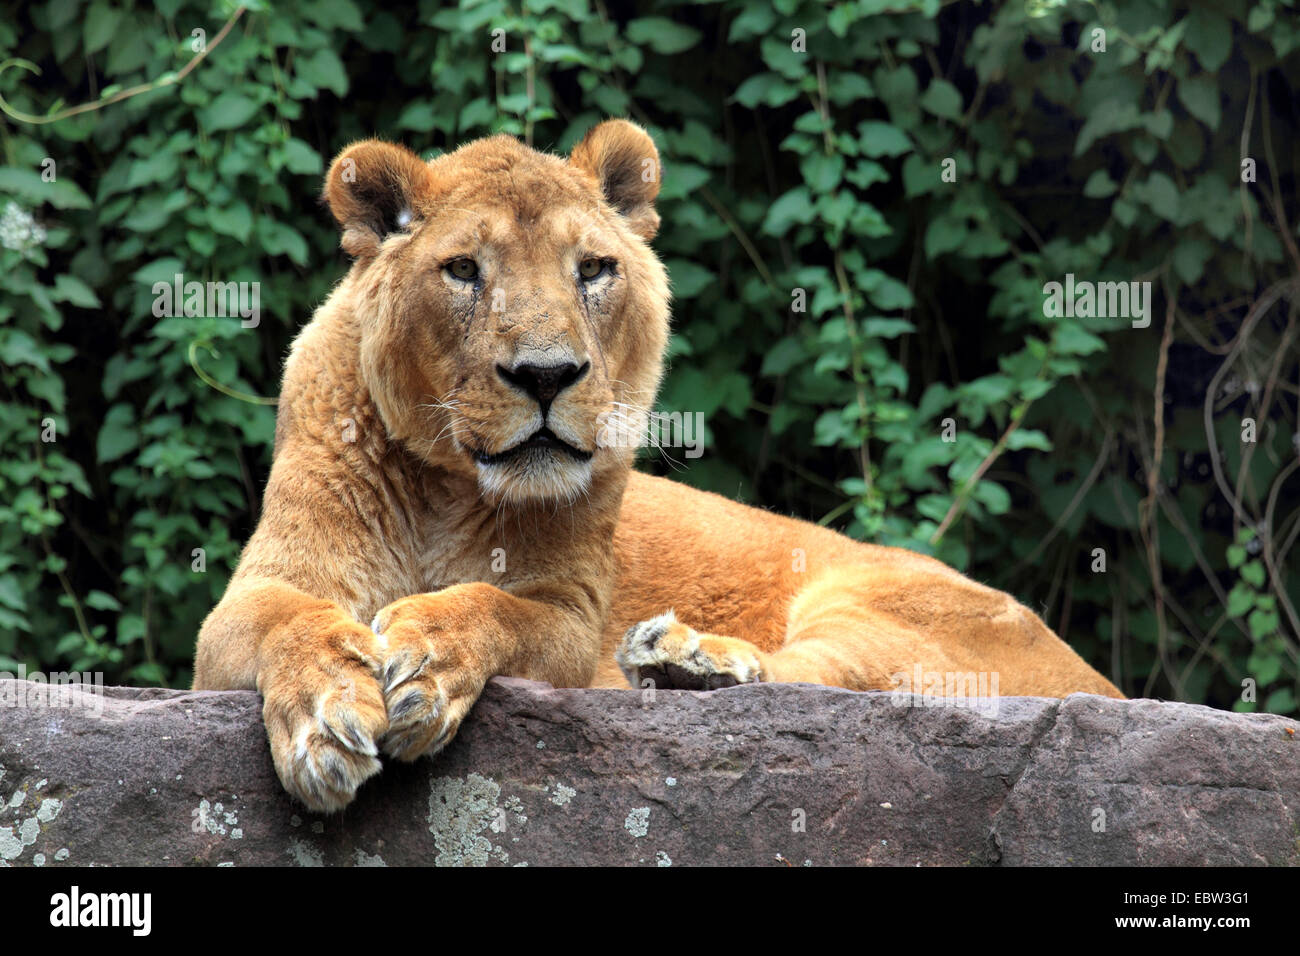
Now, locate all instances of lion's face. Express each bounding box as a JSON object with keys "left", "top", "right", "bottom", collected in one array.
[{"left": 323, "top": 121, "right": 670, "bottom": 504}]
